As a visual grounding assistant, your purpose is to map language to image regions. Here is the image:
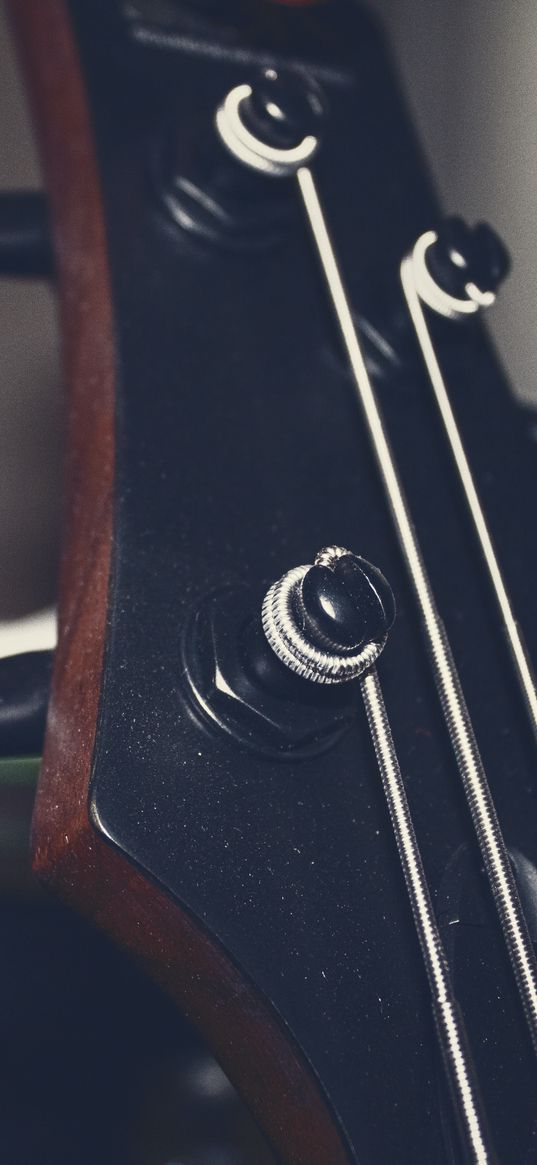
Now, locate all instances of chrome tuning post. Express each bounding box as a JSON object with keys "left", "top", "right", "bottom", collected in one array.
[{"left": 405, "top": 218, "right": 509, "bottom": 319}]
